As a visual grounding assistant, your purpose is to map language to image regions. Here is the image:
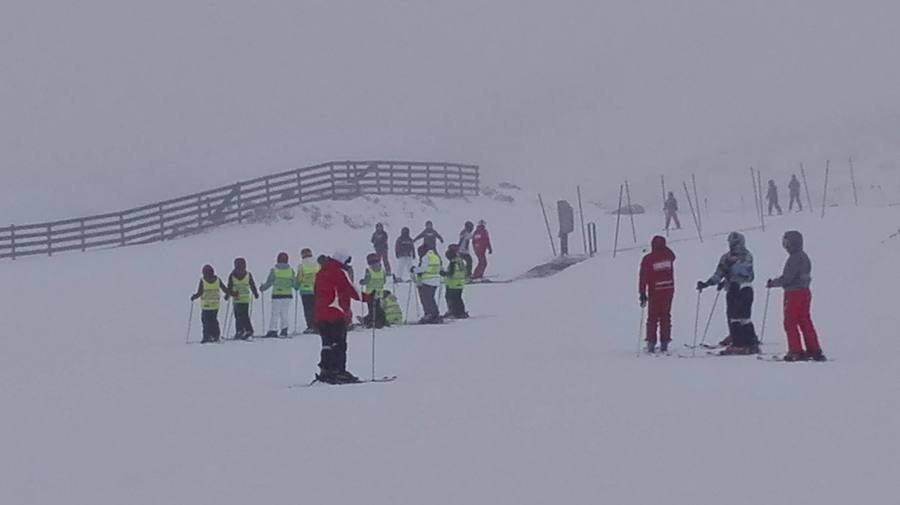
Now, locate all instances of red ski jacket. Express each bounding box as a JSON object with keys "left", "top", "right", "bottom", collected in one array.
[
  {"left": 314, "top": 258, "right": 361, "bottom": 322},
  {"left": 639, "top": 236, "right": 676, "bottom": 298},
  {"left": 473, "top": 226, "right": 492, "bottom": 254}
]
